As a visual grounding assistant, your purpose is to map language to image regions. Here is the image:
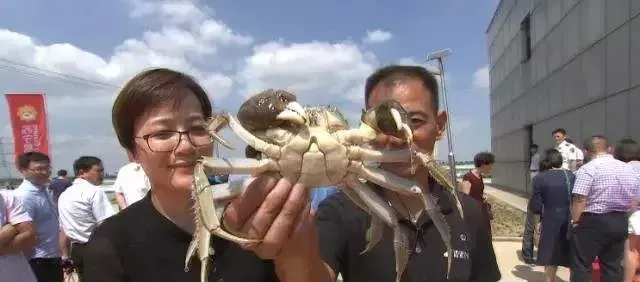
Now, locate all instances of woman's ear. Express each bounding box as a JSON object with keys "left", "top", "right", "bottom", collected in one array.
[{"left": 126, "top": 150, "right": 138, "bottom": 163}]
